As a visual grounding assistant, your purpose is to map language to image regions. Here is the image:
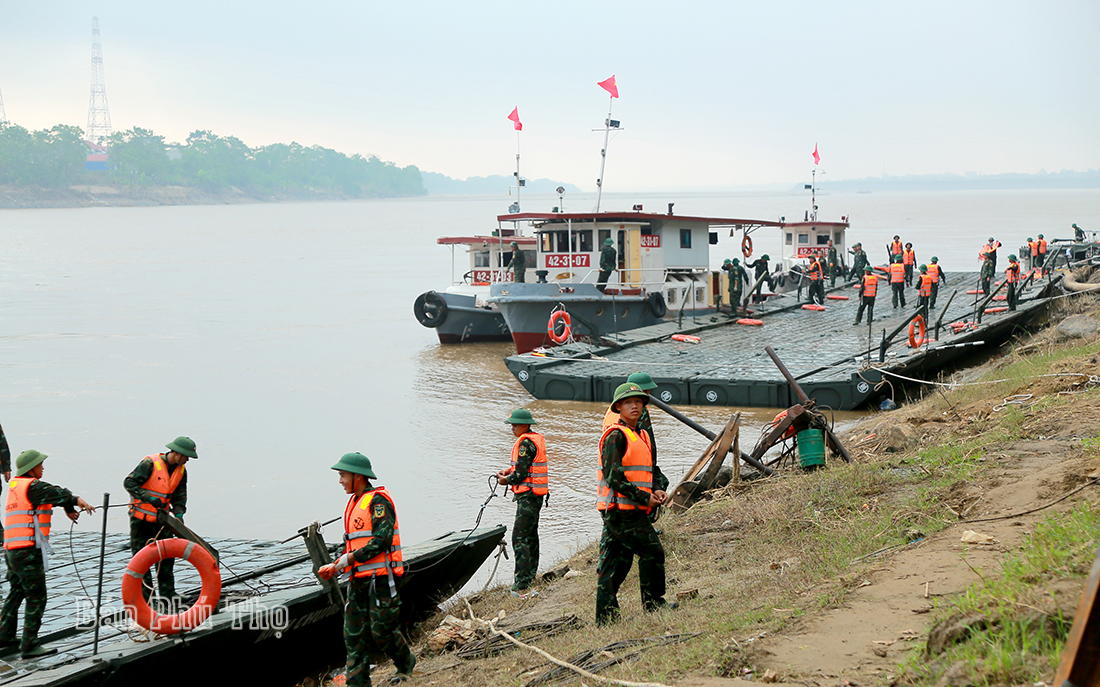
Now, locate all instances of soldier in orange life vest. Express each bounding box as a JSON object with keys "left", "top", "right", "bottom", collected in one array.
[
  {"left": 889, "top": 255, "right": 907, "bottom": 308},
  {"left": 806, "top": 256, "right": 825, "bottom": 305},
  {"left": 887, "top": 235, "right": 903, "bottom": 264},
  {"left": 1005, "top": 254, "right": 1021, "bottom": 311},
  {"left": 854, "top": 266, "right": 878, "bottom": 325},
  {"left": 124, "top": 436, "right": 195, "bottom": 602},
  {"left": 1, "top": 450, "right": 94, "bottom": 659},
  {"left": 902, "top": 243, "right": 916, "bottom": 286},
  {"left": 318, "top": 453, "right": 416, "bottom": 686},
  {"left": 927, "top": 256, "right": 947, "bottom": 308},
  {"left": 1037, "top": 234, "right": 1048, "bottom": 274},
  {"left": 595, "top": 383, "right": 676, "bottom": 626},
  {"left": 916, "top": 264, "right": 934, "bottom": 312},
  {"left": 496, "top": 409, "right": 548, "bottom": 595}
]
